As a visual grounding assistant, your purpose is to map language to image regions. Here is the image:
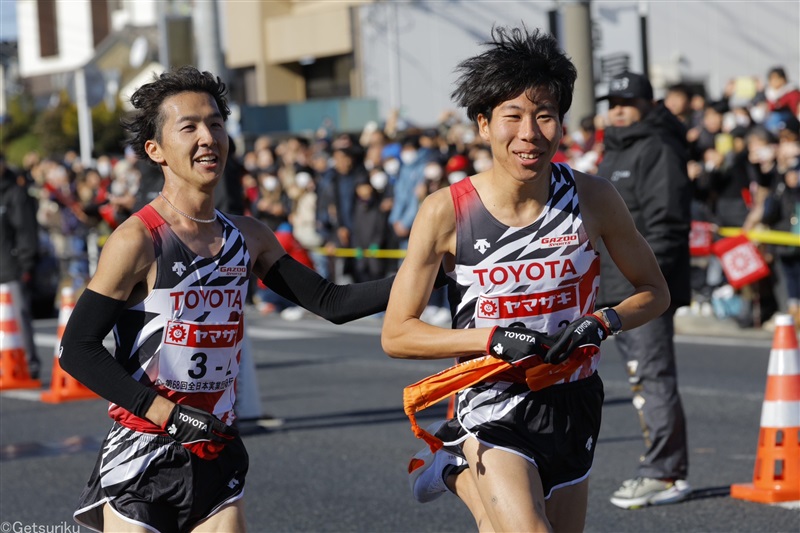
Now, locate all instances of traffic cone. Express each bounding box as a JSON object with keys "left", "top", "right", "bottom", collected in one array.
[
  {"left": 0, "top": 284, "right": 41, "bottom": 390},
  {"left": 731, "top": 313, "right": 800, "bottom": 503},
  {"left": 41, "top": 287, "right": 97, "bottom": 403}
]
